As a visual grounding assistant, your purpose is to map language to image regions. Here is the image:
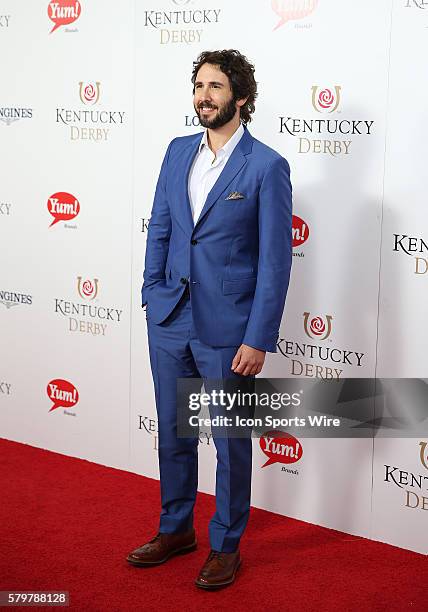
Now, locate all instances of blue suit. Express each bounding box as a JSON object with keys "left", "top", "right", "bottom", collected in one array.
[{"left": 142, "top": 125, "right": 292, "bottom": 552}]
